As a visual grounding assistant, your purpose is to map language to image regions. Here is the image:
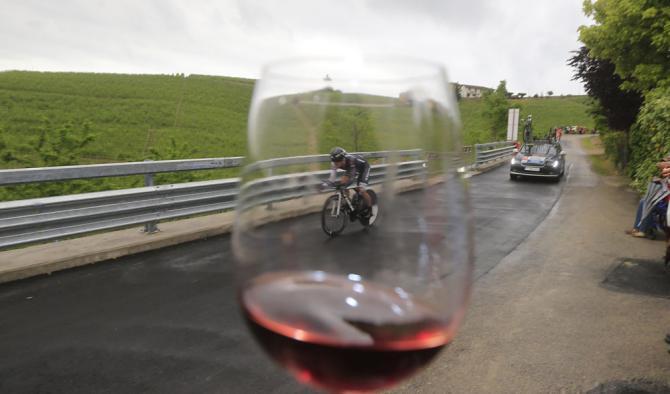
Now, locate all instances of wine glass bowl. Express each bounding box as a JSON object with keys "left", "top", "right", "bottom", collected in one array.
[{"left": 233, "top": 56, "right": 473, "bottom": 392}]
